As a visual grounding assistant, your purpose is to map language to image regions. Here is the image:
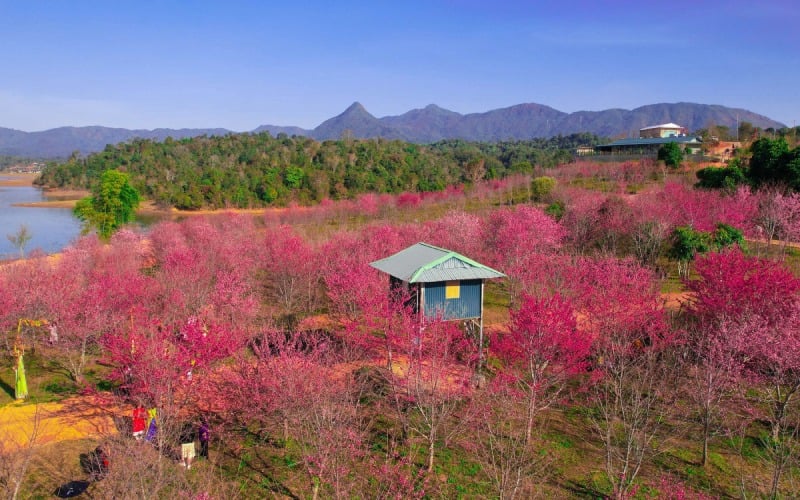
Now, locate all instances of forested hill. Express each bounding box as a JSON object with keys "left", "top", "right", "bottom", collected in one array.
[
  {"left": 2, "top": 102, "right": 784, "bottom": 158},
  {"left": 36, "top": 132, "right": 599, "bottom": 210}
]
